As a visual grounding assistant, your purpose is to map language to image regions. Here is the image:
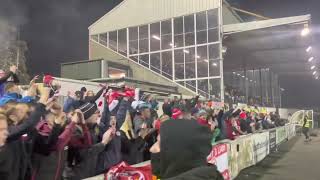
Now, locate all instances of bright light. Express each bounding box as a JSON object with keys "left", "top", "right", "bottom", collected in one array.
[
  {"left": 241, "top": 76, "right": 245, "bottom": 78},
  {"left": 212, "top": 63, "right": 217, "bottom": 66},
  {"left": 311, "top": 66, "right": 315, "bottom": 70},
  {"left": 152, "top": 35, "right": 161, "bottom": 40},
  {"left": 233, "top": 72, "right": 236, "bottom": 74},
  {"left": 183, "top": 50, "right": 190, "bottom": 54},
  {"left": 301, "top": 28, "right": 310, "bottom": 36},
  {"left": 196, "top": 55, "right": 201, "bottom": 59},
  {"left": 169, "top": 43, "right": 177, "bottom": 48},
  {"left": 316, "top": 76, "right": 319, "bottom": 80},
  {"left": 308, "top": 57, "right": 314, "bottom": 62},
  {"left": 250, "top": 80, "right": 253, "bottom": 82},
  {"left": 306, "top": 46, "right": 312, "bottom": 52},
  {"left": 237, "top": 74, "right": 241, "bottom": 76},
  {"left": 313, "top": 71, "right": 317, "bottom": 75},
  {"left": 204, "top": 59, "right": 208, "bottom": 63}
]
